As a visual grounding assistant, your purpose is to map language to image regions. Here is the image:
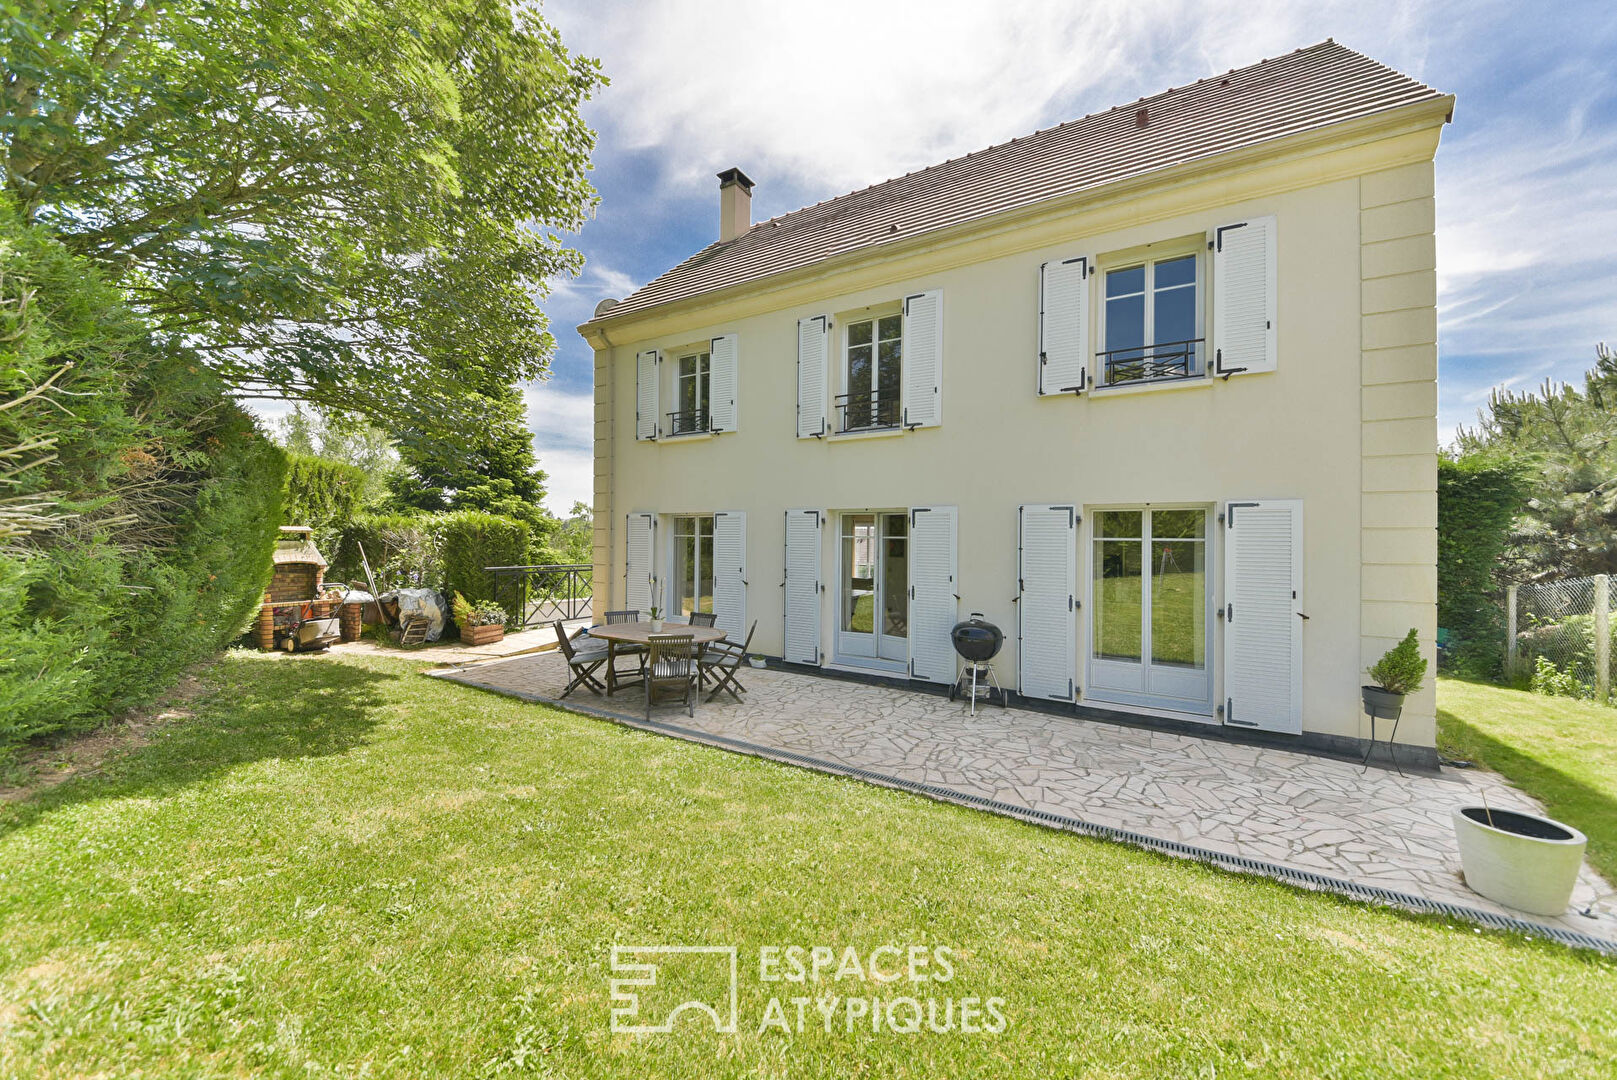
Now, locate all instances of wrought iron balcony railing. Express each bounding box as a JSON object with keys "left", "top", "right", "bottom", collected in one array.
[
  {"left": 664, "top": 409, "right": 710, "bottom": 436},
  {"left": 488, "top": 563, "right": 593, "bottom": 628},
  {"left": 835, "top": 390, "right": 900, "bottom": 433},
  {"left": 1099, "top": 338, "right": 1204, "bottom": 388}
]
